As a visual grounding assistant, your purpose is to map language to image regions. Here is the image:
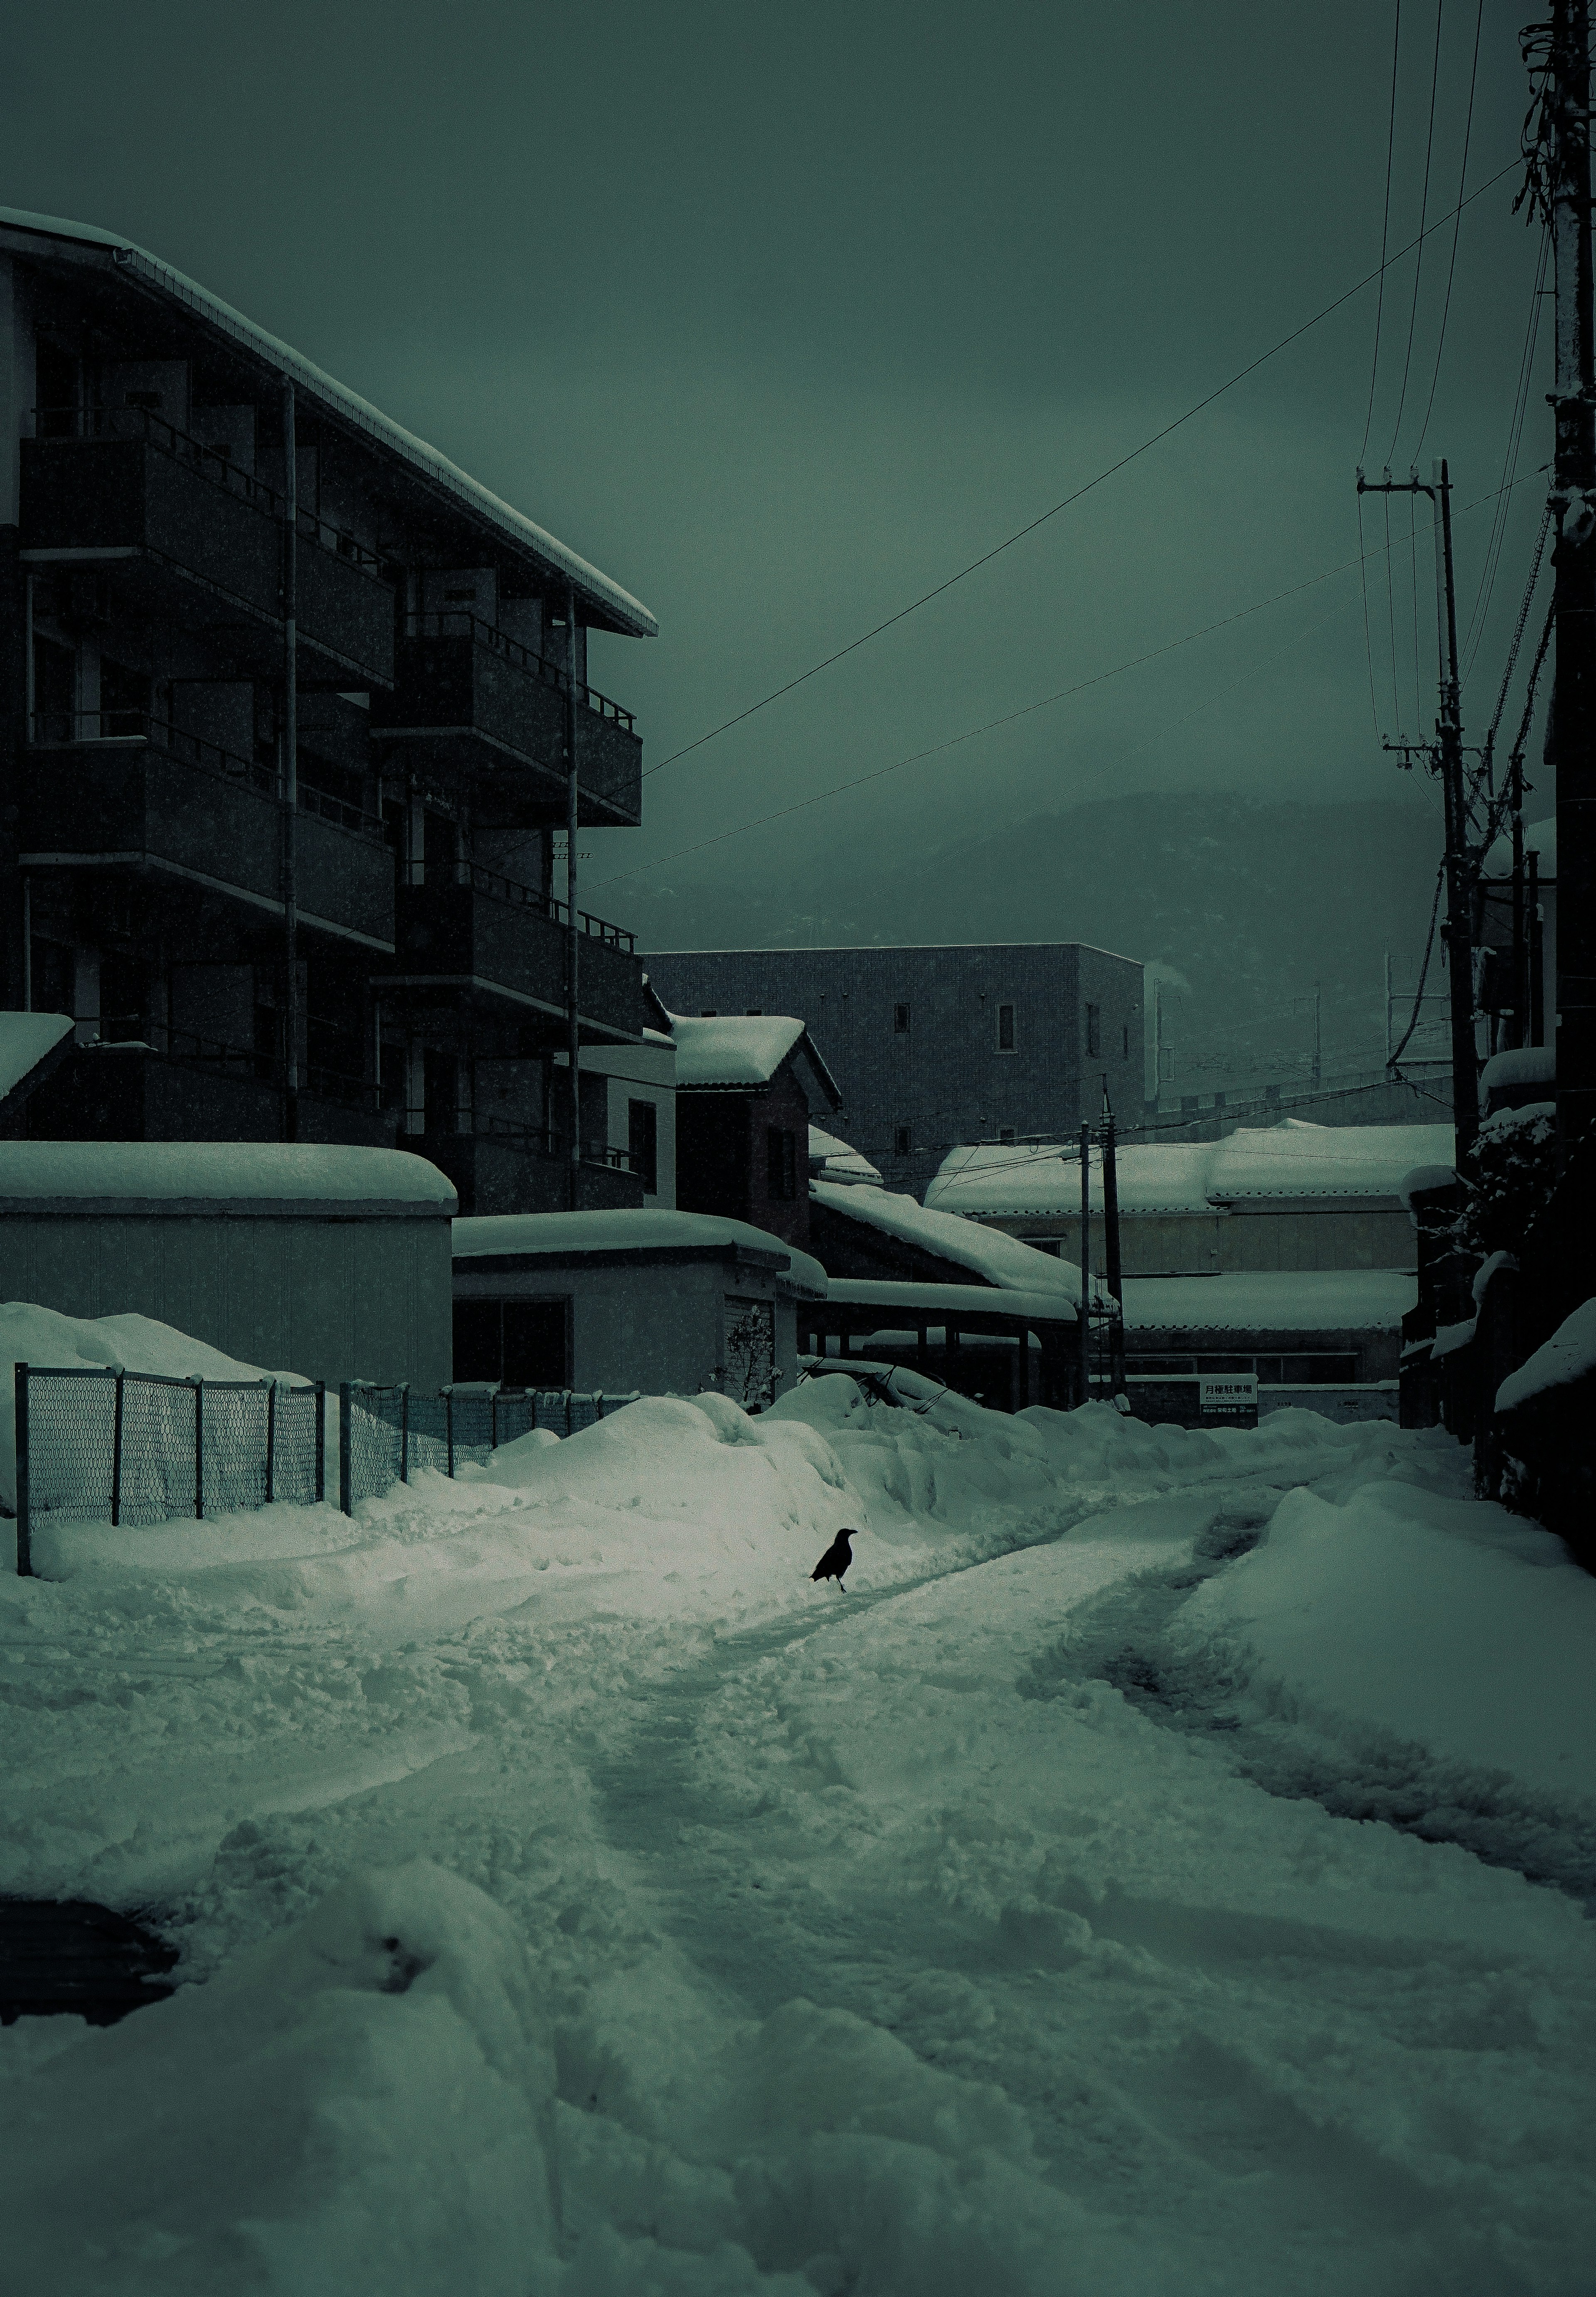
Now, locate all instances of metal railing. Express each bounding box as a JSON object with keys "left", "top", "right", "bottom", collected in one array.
[
  {"left": 400, "top": 608, "right": 636, "bottom": 731},
  {"left": 27, "top": 711, "right": 384, "bottom": 839},
  {"left": 400, "top": 856, "right": 636, "bottom": 950},
  {"left": 340, "top": 1382, "right": 639, "bottom": 1509},
  {"left": 12, "top": 1364, "right": 325, "bottom": 1574},
  {"left": 31, "top": 405, "right": 388, "bottom": 574},
  {"left": 412, "top": 1114, "right": 635, "bottom": 1173}
]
